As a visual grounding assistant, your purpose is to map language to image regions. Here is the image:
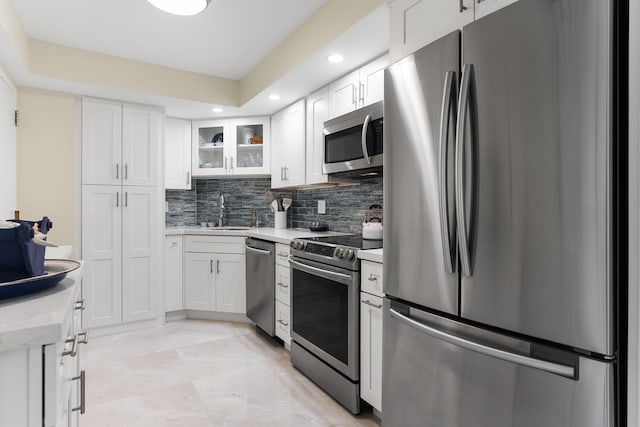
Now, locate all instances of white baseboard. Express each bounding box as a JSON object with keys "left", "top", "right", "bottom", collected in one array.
[{"left": 185, "top": 310, "right": 251, "bottom": 323}]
